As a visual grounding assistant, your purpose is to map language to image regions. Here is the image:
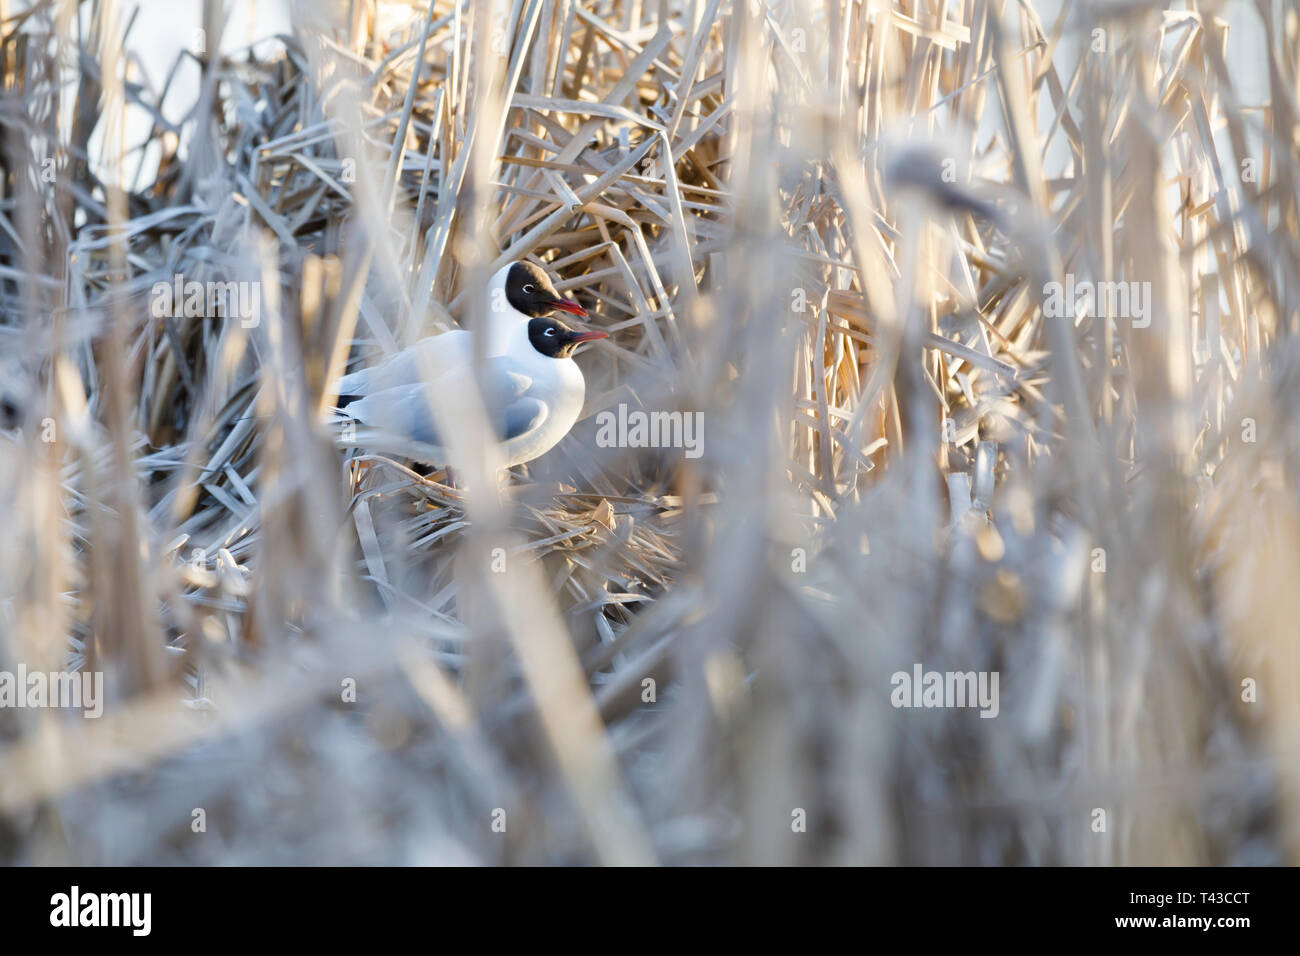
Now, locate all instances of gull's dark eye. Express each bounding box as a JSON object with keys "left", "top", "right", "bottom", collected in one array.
[
  {"left": 544, "top": 328, "right": 556, "bottom": 336},
  {"left": 523, "top": 284, "right": 535, "bottom": 294}
]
